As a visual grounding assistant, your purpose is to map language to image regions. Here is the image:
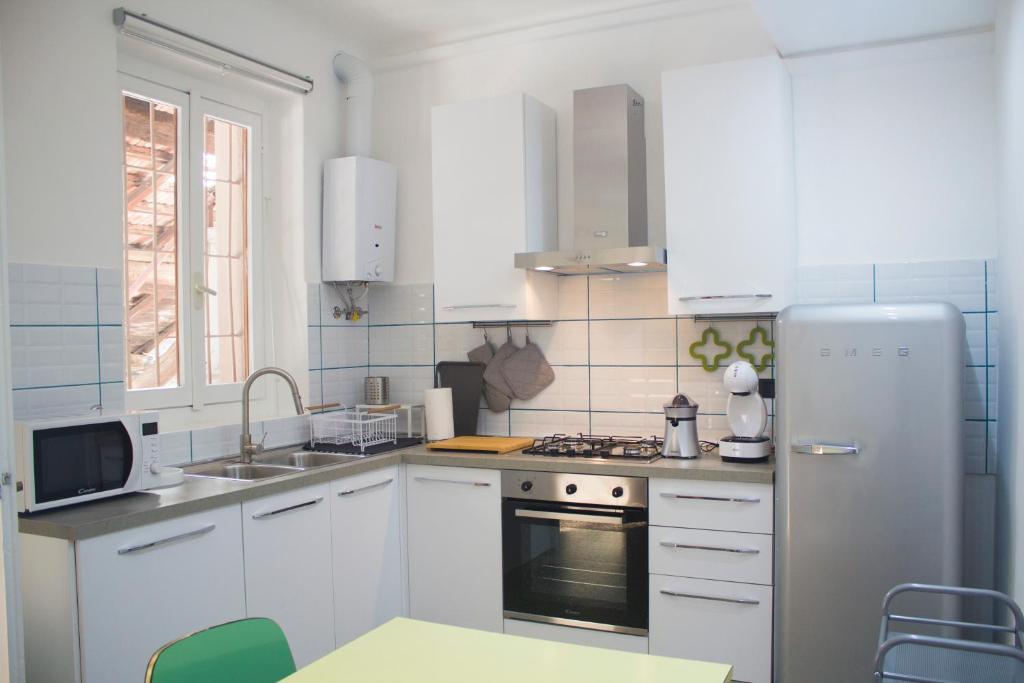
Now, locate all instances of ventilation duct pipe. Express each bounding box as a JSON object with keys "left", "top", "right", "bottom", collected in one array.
[{"left": 332, "top": 51, "right": 373, "bottom": 157}]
